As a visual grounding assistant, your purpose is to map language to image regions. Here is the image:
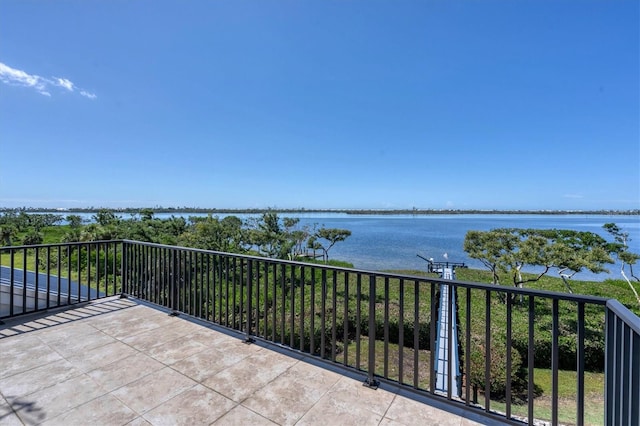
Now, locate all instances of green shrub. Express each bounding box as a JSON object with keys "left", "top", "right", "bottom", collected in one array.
[{"left": 466, "top": 335, "right": 529, "bottom": 401}]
